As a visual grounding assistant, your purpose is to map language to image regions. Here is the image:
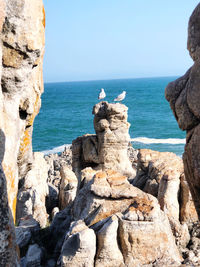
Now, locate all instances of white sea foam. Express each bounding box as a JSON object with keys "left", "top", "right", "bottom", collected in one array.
[
  {"left": 41, "top": 144, "right": 71, "bottom": 155},
  {"left": 131, "top": 137, "right": 186, "bottom": 145}
]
